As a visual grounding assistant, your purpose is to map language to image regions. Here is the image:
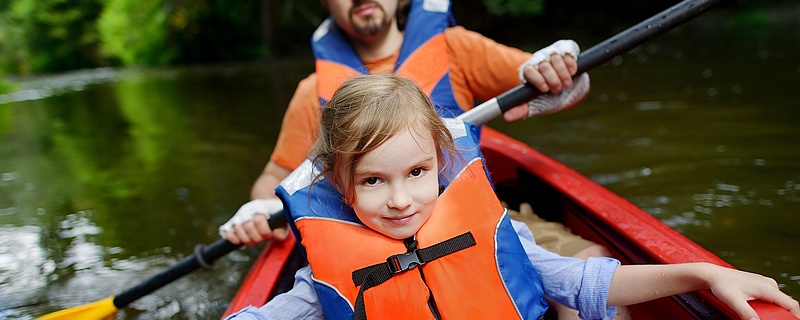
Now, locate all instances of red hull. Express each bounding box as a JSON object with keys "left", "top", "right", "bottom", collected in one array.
[{"left": 222, "top": 127, "right": 794, "bottom": 319}]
